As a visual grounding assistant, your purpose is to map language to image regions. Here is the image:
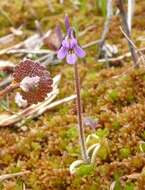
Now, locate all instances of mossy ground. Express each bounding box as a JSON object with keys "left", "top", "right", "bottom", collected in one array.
[{"left": 0, "top": 0, "right": 145, "bottom": 189}]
